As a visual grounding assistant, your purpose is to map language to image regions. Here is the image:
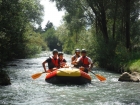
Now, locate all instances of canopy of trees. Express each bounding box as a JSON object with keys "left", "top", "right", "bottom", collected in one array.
[
  {"left": 48, "top": 0, "right": 140, "bottom": 72},
  {"left": 1, "top": 0, "right": 140, "bottom": 73},
  {"left": 0, "top": 0, "right": 47, "bottom": 68}
]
